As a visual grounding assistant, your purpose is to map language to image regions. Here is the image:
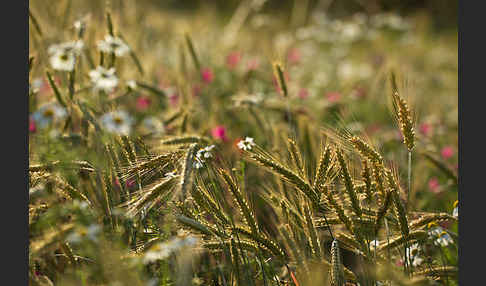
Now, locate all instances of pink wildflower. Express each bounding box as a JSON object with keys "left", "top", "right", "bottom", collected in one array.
[
  {"left": 246, "top": 58, "right": 260, "bottom": 71},
  {"left": 287, "top": 48, "right": 301, "bottom": 65},
  {"left": 29, "top": 118, "right": 36, "bottom": 133},
  {"left": 441, "top": 146, "right": 454, "bottom": 159},
  {"left": 136, "top": 96, "right": 151, "bottom": 111},
  {"left": 211, "top": 125, "right": 228, "bottom": 142},
  {"left": 298, "top": 88, "right": 309, "bottom": 99},
  {"left": 419, "top": 123, "right": 431, "bottom": 137},
  {"left": 226, "top": 51, "right": 241, "bottom": 69},
  {"left": 201, "top": 68, "right": 214, "bottom": 83},
  {"left": 428, "top": 177, "right": 440, "bottom": 193},
  {"left": 169, "top": 94, "right": 179, "bottom": 107},
  {"left": 326, "top": 92, "right": 341, "bottom": 103}
]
